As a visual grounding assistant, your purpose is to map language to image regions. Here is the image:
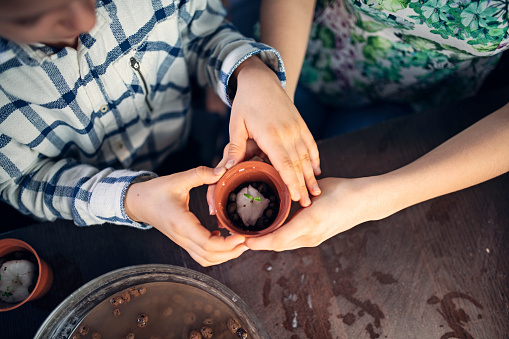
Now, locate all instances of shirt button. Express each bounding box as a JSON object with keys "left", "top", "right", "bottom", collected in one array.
[
  {"left": 100, "top": 104, "right": 108, "bottom": 113},
  {"left": 117, "top": 142, "right": 124, "bottom": 149}
]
